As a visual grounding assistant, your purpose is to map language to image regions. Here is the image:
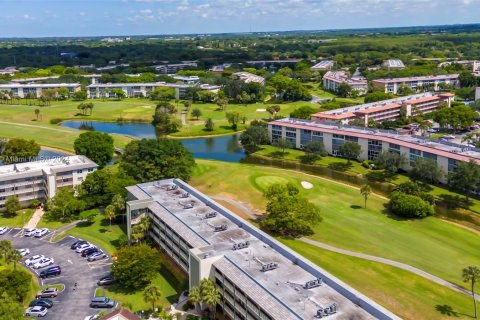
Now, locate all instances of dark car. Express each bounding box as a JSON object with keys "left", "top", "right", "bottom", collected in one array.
[
  {"left": 90, "top": 296, "right": 115, "bottom": 308},
  {"left": 39, "top": 266, "right": 61, "bottom": 278},
  {"left": 97, "top": 275, "right": 116, "bottom": 286},
  {"left": 29, "top": 298, "right": 53, "bottom": 309},
  {"left": 70, "top": 239, "right": 87, "bottom": 250},
  {"left": 81, "top": 247, "right": 98, "bottom": 257}
]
